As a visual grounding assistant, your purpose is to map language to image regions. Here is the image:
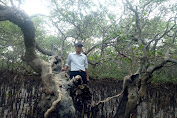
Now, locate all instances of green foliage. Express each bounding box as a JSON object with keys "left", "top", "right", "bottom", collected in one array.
[
  {"left": 151, "top": 64, "right": 177, "bottom": 83},
  {"left": 89, "top": 60, "right": 129, "bottom": 80},
  {"left": 0, "top": 21, "right": 26, "bottom": 70},
  {"left": 88, "top": 47, "right": 131, "bottom": 80}
]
